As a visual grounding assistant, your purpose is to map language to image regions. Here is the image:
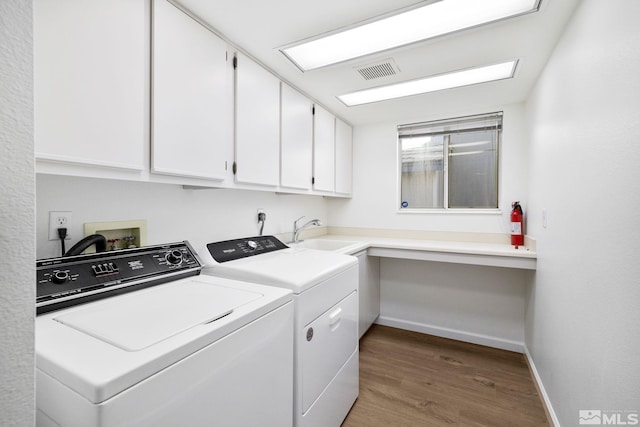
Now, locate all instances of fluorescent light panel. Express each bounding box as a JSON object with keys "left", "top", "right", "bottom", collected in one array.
[
  {"left": 338, "top": 60, "right": 517, "bottom": 106},
  {"left": 281, "top": 0, "right": 539, "bottom": 71}
]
